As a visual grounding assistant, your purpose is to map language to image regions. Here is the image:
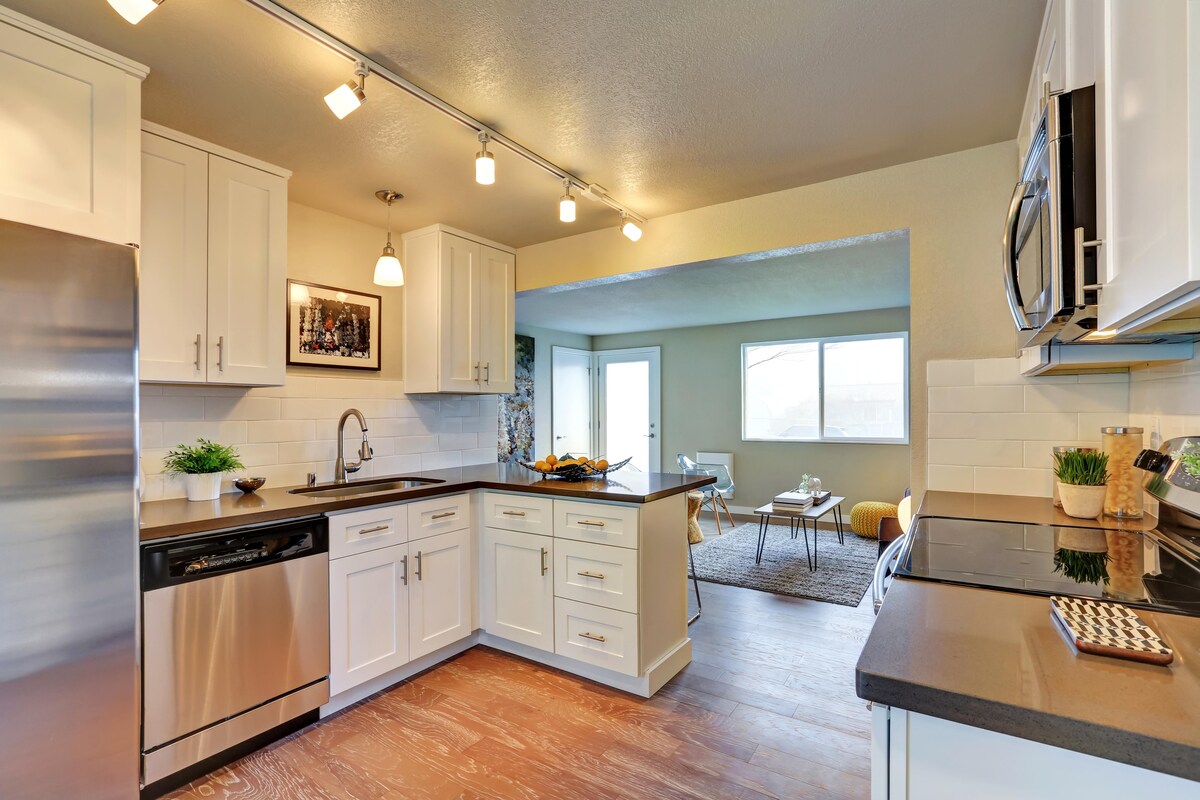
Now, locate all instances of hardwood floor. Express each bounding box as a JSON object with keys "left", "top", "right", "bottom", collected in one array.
[{"left": 162, "top": 518, "right": 876, "bottom": 800}]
